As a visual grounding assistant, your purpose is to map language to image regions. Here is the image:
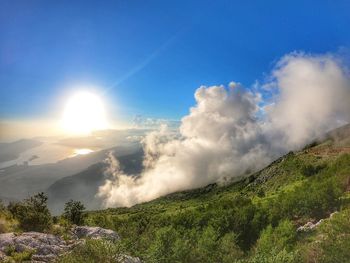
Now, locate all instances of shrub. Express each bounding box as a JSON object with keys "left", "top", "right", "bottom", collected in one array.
[
  {"left": 7, "top": 192, "right": 52, "bottom": 232},
  {"left": 196, "top": 226, "right": 219, "bottom": 262},
  {"left": 255, "top": 220, "right": 297, "bottom": 254},
  {"left": 147, "top": 226, "right": 180, "bottom": 263},
  {"left": 219, "top": 232, "right": 244, "bottom": 263},
  {"left": 58, "top": 239, "right": 126, "bottom": 263},
  {"left": 248, "top": 248, "right": 301, "bottom": 263},
  {"left": 267, "top": 176, "right": 342, "bottom": 223},
  {"left": 301, "top": 164, "right": 325, "bottom": 177},
  {"left": 63, "top": 200, "right": 86, "bottom": 225},
  {"left": 5, "top": 248, "right": 35, "bottom": 262}
]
